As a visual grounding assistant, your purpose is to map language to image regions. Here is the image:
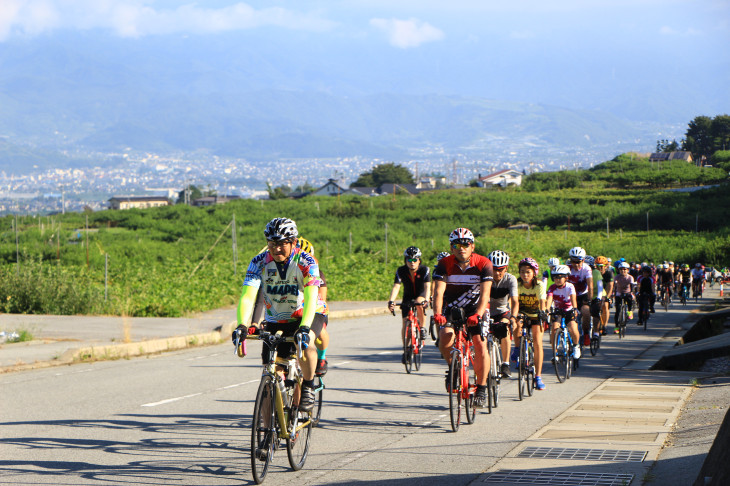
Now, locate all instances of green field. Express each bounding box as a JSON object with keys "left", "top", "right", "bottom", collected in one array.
[{"left": 1, "top": 173, "right": 729, "bottom": 317}]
